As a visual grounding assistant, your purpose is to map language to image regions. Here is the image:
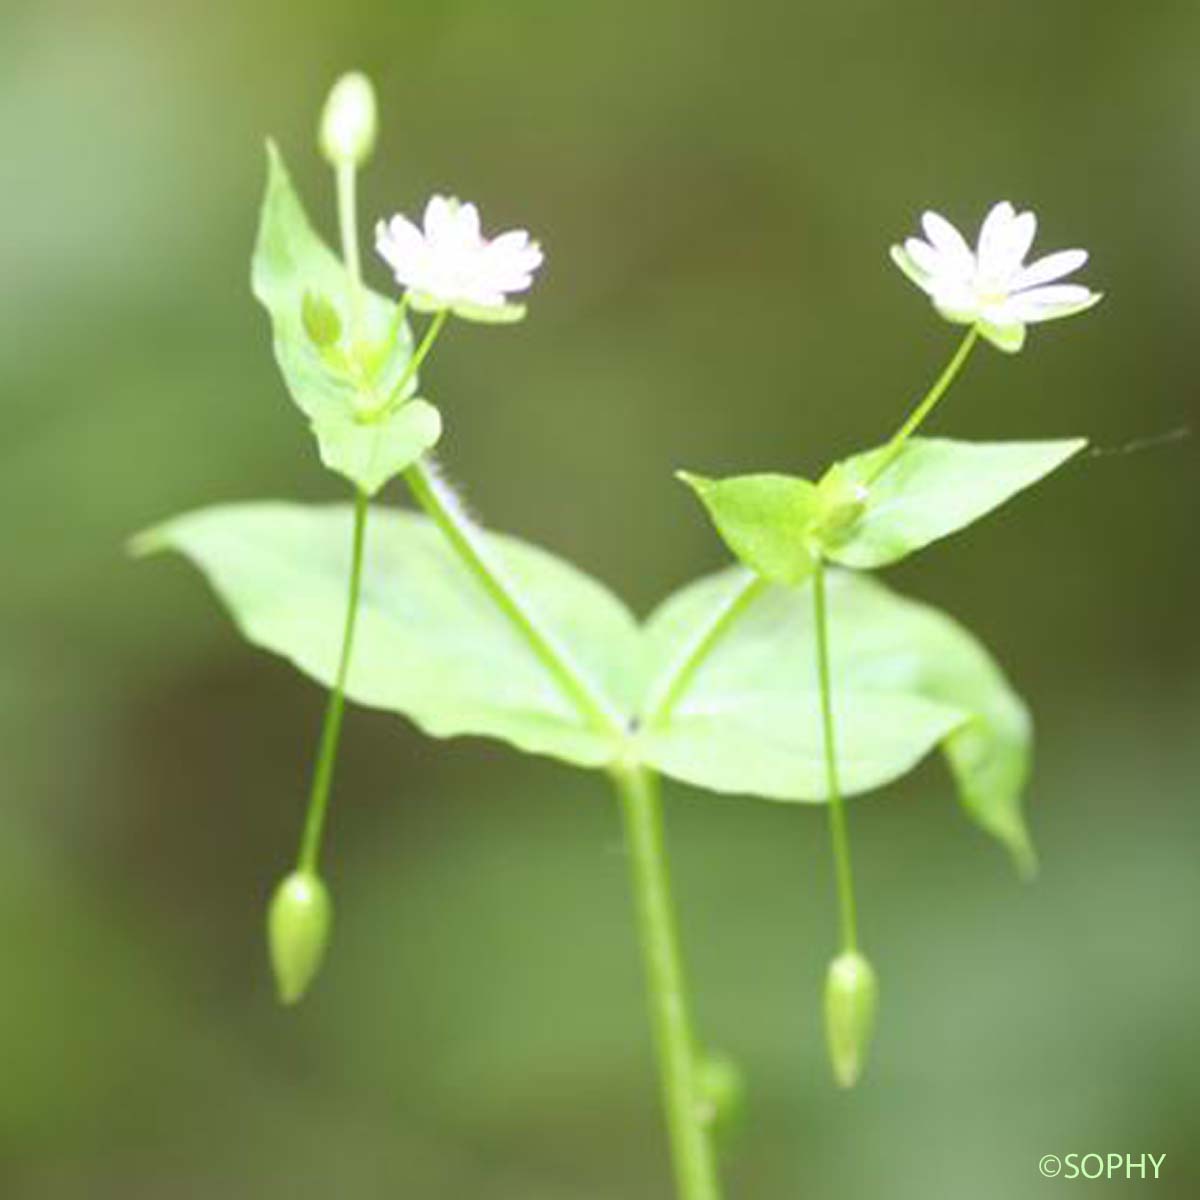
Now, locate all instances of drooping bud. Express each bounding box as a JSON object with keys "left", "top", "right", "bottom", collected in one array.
[
  {"left": 268, "top": 871, "right": 332, "bottom": 1005},
  {"left": 319, "top": 72, "right": 378, "bottom": 167},
  {"left": 824, "top": 951, "right": 878, "bottom": 1089},
  {"left": 696, "top": 1051, "right": 745, "bottom": 1137}
]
